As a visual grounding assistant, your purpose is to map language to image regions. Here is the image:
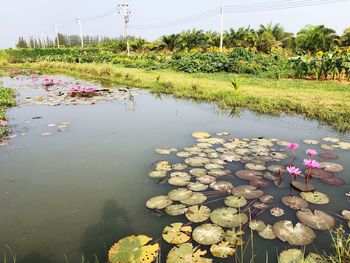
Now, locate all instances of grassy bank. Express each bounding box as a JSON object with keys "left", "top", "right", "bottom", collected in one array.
[
  {"left": 0, "top": 84, "right": 16, "bottom": 138},
  {"left": 2, "top": 61, "right": 350, "bottom": 132}
]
